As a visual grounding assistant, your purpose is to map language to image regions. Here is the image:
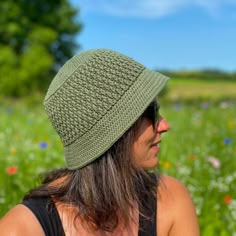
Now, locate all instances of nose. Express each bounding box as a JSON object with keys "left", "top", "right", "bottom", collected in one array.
[{"left": 156, "top": 116, "right": 170, "bottom": 133}]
